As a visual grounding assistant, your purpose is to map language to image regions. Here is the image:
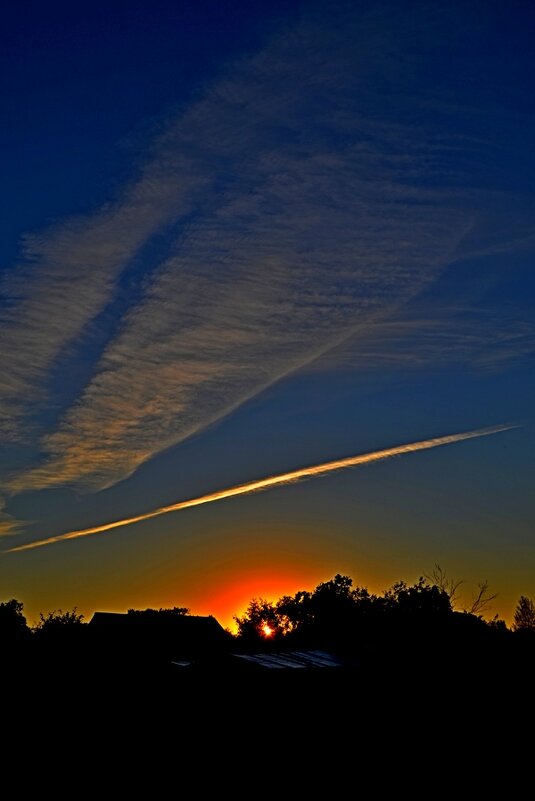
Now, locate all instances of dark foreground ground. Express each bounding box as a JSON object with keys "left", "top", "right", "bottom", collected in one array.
[
  {"left": 4, "top": 622, "right": 534, "bottom": 755},
  {"left": 6, "top": 650, "right": 532, "bottom": 717},
  {"left": 4, "top": 656, "right": 533, "bottom": 781}
]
